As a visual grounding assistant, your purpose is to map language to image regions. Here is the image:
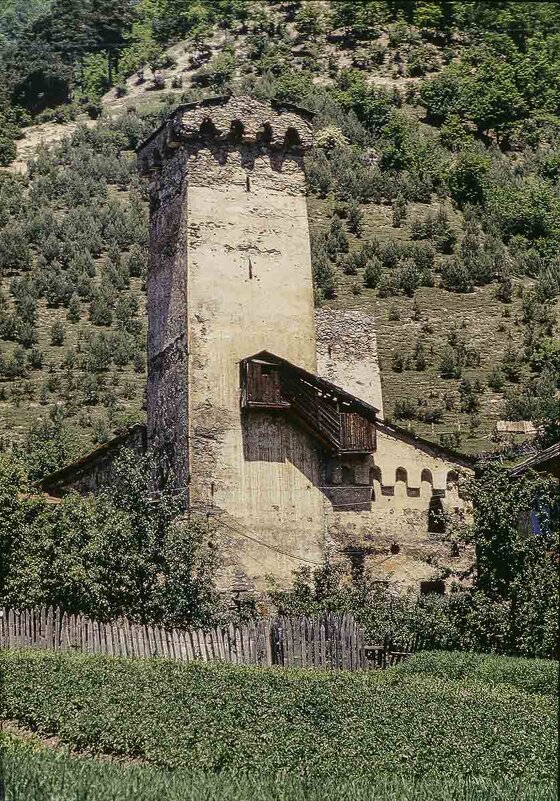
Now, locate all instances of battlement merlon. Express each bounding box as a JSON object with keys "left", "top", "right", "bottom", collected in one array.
[{"left": 136, "top": 95, "right": 315, "bottom": 175}]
